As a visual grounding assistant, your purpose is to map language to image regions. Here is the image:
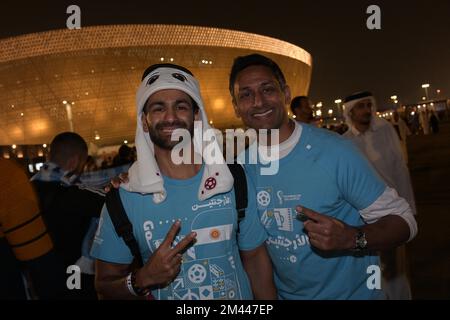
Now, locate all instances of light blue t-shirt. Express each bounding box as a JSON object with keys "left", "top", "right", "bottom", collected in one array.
[
  {"left": 244, "top": 124, "right": 387, "bottom": 300},
  {"left": 91, "top": 165, "right": 266, "bottom": 300}
]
